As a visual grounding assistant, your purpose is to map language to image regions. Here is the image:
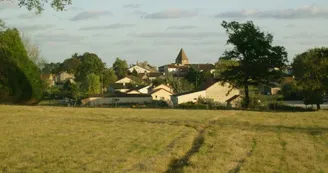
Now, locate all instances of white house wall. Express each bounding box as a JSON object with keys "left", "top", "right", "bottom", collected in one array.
[
  {"left": 87, "top": 97, "right": 153, "bottom": 106},
  {"left": 139, "top": 85, "right": 151, "bottom": 94},
  {"left": 171, "top": 90, "right": 206, "bottom": 105},
  {"left": 153, "top": 84, "right": 173, "bottom": 93},
  {"left": 205, "top": 82, "right": 240, "bottom": 103},
  {"left": 151, "top": 89, "right": 172, "bottom": 101}
]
